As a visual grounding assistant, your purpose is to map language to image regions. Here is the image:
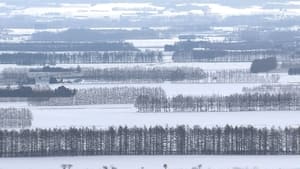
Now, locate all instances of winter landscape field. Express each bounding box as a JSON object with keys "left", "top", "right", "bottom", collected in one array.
[
  {"left": 1, "top": 0, "right": 300, "bottom": 168},
  {"left": 2, "top": 104, "right": 300, "bottom": 128}
]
